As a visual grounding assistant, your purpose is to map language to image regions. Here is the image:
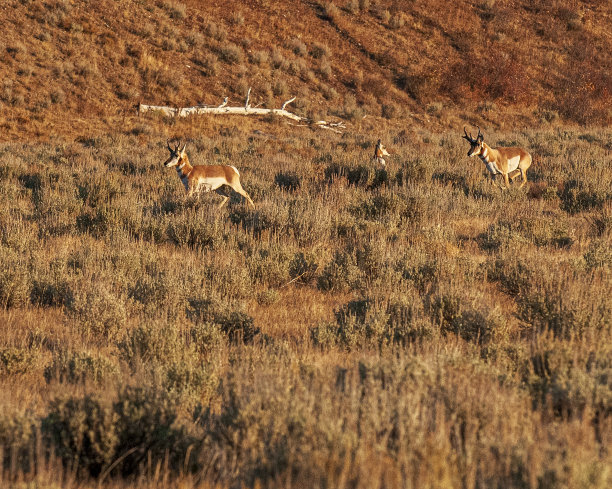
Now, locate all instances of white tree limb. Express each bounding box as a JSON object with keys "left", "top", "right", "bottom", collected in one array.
[
  {"left": 137, "top": 89, "right": 346, "bottom": 133},
  {"left": 281, "top": 97, "right": 296, "bottom": 110},
  {"left": 245, "top": 87, "right": 251, "bottom": 109}
]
